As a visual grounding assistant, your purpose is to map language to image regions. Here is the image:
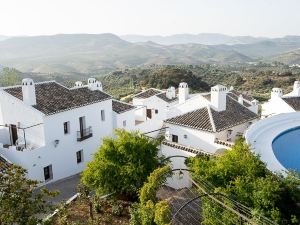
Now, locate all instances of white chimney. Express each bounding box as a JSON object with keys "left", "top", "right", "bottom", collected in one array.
[
  {"left": 95, "top": 81, "right": 103, "bottom": 91},
  {"left": 166, "top": 86, "right": 175, "bottom": 99},
  {"left": 74, "top": 81, "right": 83, "bottom": 88},
  {"left": 179, "top": 82, "right": 189, "bottom": 104},
  {"left": 238, "top": 94, "right": 243, "bottom": 105},
  {"left": 22, "top": 78, "right": 36, "bottom": 106},
  {"left": 88, "top": 78, "right": 97, "bottom": 91},
  {"left": 250, "top": 99, "right": 259, "bottom": 114},
  {"left": 271, "top": 88, "right": 283, "bottom": 99},
  {"left": 211, "top": 84, "right": 227, "bottom": 111},
  {"left": 293, "top": 81, "right": 300, "bottom": 96}
]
